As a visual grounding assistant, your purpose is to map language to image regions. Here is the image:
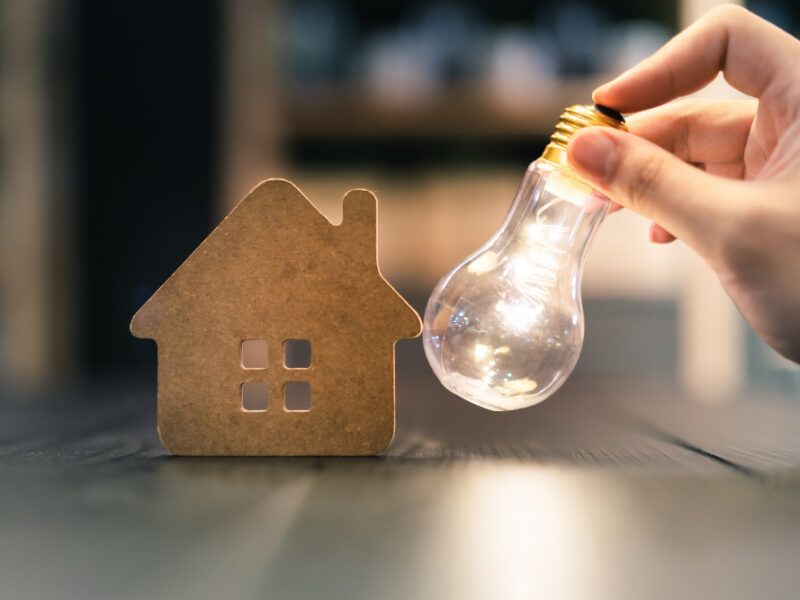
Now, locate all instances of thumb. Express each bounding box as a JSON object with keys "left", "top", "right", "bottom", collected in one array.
[{"left": 567, "top": 127, "right": 737, "bottom": 253}]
